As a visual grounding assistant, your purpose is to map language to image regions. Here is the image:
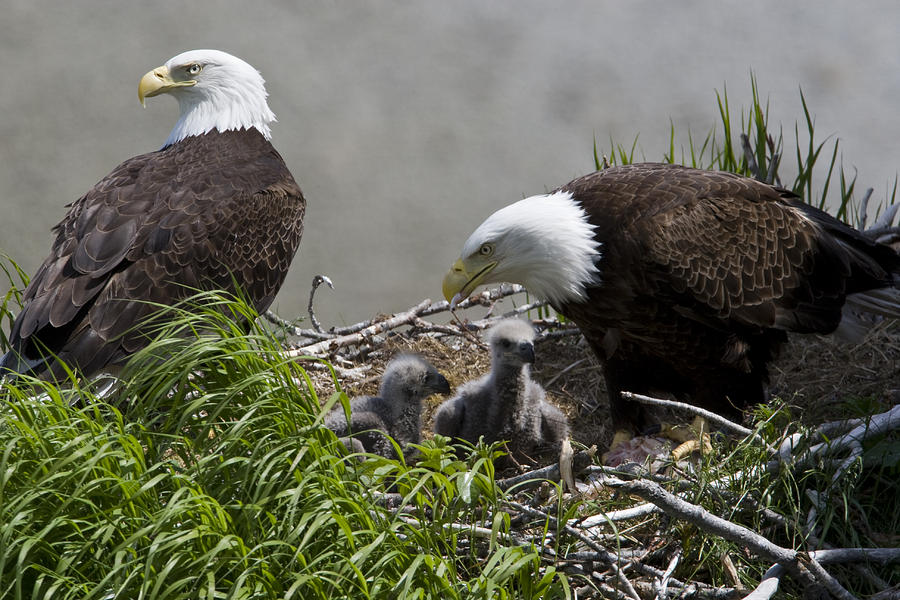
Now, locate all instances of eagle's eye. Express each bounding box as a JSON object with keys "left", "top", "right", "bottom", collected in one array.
[
  {"left": 187, "top": 63, "right": 202, "bottom": 76},
  {"left": 478, "top": 243, "right": 494, "bottom": 257}
]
